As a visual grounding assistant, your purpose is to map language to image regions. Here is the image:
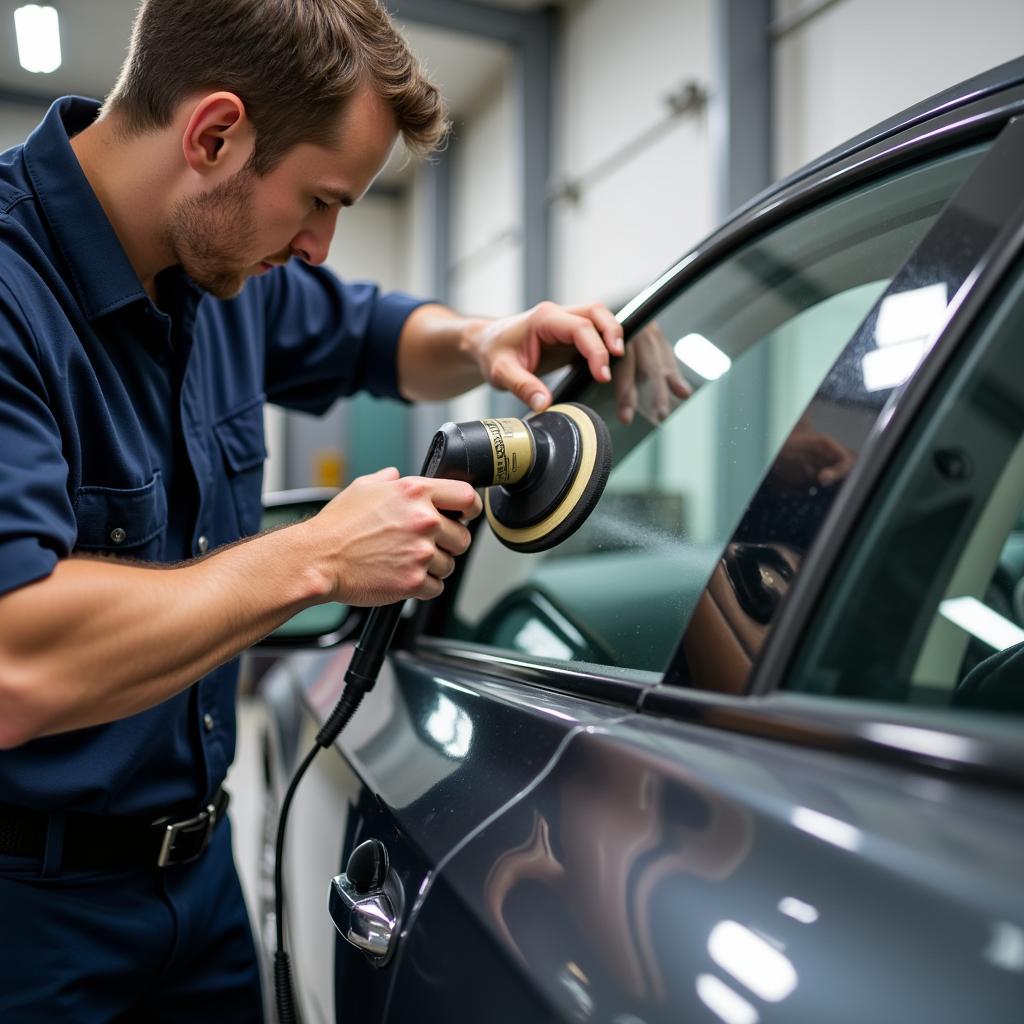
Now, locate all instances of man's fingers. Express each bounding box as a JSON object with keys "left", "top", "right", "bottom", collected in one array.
[
  {"left": 667, "top": 372, "right": 693, "bottom": 400},
  {"left": 569, "top": 303, "right": 624, "bottom": 357},
  {"left": 428, "top": 549, "right": 457, "bottom": 581},
  {"left": 488, "top": 352, "right": 552, "bottom": 412},
  {"left": 415, "top": 477, "right": 482, "bottom": 520},
  {"left": 614, "top": 343, "right": 637, "bottom": 425},
  {"left": 532, "top": 305, "right": 612, "bottom": 385},
  {"left": 650, "top": 371, "right": 671, "bottom": 422}
]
